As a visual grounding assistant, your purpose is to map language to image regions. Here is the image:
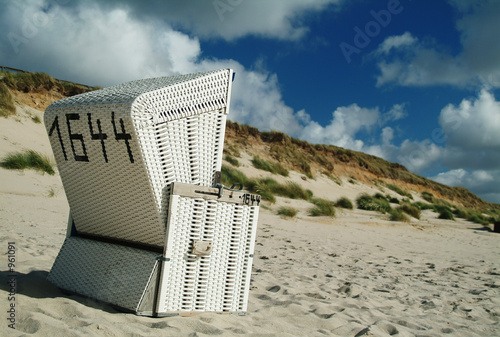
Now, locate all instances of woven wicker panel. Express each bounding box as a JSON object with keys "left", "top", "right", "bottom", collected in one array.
[
  {"left": 47, "top": 237, "right": 159, "bottom": 312},
  {"left": 157, "top": 192, "right": 259, "bottom": 314},
  {"left": 45, "top": 69, "right": 232, "bottom": 247}
]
